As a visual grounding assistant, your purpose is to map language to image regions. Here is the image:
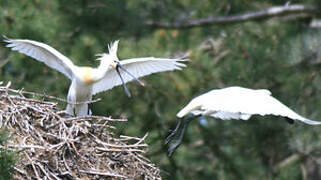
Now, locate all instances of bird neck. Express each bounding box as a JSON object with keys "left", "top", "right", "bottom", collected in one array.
[
  {"left": 98, "top": 58, "right": 111, "bottom": 69},
  {"left": 94, "top": 65, "right": 108, "bottom": 81},
  {"left": 92, "top": 59, "right": 113, "bottom": 83}
]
